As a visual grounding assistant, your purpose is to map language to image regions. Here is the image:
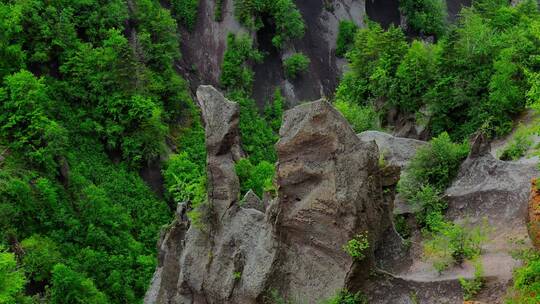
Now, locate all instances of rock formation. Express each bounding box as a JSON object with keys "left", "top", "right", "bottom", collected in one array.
[{"left": 145, "top": 86, "right": 390, "bottom": 303}]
